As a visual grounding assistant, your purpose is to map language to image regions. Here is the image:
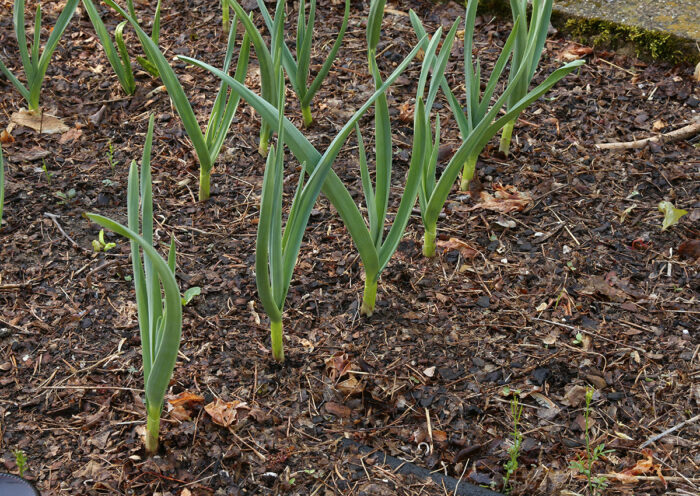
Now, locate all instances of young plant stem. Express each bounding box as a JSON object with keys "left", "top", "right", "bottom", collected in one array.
[
  {"left": 423, "top": 228, "right": 437, "bottom": 257},
  {"left": 145, "top": 407, "right": 161, "bottom": 455},
  {"left": 301, "top": 105, "right": 313, "bottom": 128},
  {"left": 270, "top": 319, "right": 284, "bottom": 362},
  {"left": 259, "top": 125, "right": 271, "bottom": 157},
  {"left": 222, "top": 0, "right": 230, "bottom": 33},
  {"left": 499, "top": 119, "right": 515, "bottom": 156},
  {"left": 199, "top": 168, "right": 211, "bottom": 202},
  {"left": 360, "top": 277, "right": 378, "bottom": 316},
  {"left": 459, "top": 153, "right": 478, "bottom": 191}
]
